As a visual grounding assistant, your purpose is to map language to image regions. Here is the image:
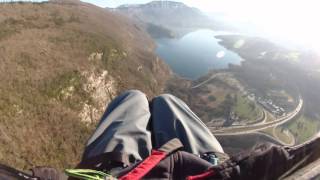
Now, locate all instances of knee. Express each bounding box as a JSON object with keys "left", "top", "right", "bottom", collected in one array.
[
  {"left": 121, "top": 90, "right": 148, "bottom": 101},
  {"left": 107, "top": 89, "right": 148, "bottom": 112},
  {"left": 124, "top": 90, "right": 146, "bottom": 97},
  {"left": 155, "top": 94, "right": 178, "bottom": 103},
  {"left": 154, "top": 93, "right": 189, "bottom": 107},
  {"left": 158, "top": 93, "right": 175, "bottom": 99}
]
